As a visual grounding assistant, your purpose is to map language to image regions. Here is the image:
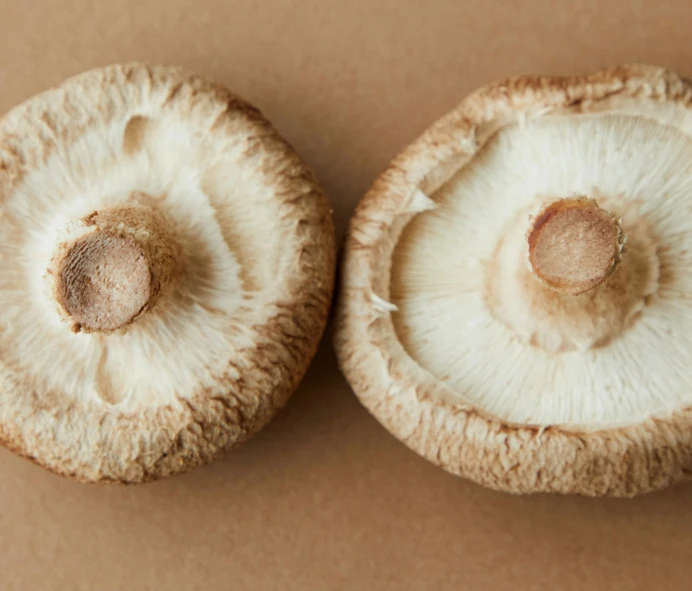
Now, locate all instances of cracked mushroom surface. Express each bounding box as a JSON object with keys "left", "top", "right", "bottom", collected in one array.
[
  {"left": 0, "top": 64, "right": 335, "bottom": 483},
  {"left": 335, "top": 64, "right": 692, "bottom": 496}
]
